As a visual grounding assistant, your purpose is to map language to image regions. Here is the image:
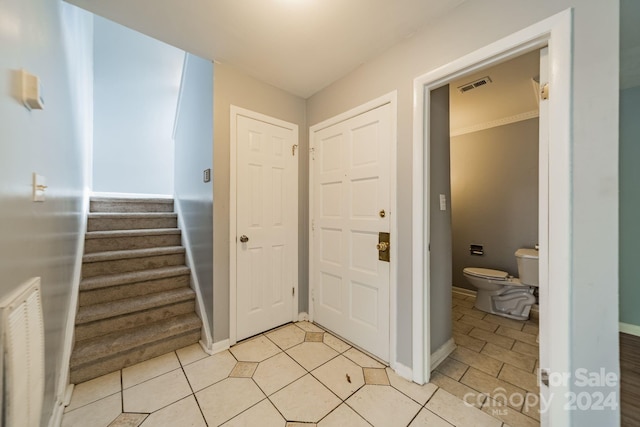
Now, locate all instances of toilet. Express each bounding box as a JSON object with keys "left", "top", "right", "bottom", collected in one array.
[{"left": 463, "top": 248, "right": 539, "bottom": 320}]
